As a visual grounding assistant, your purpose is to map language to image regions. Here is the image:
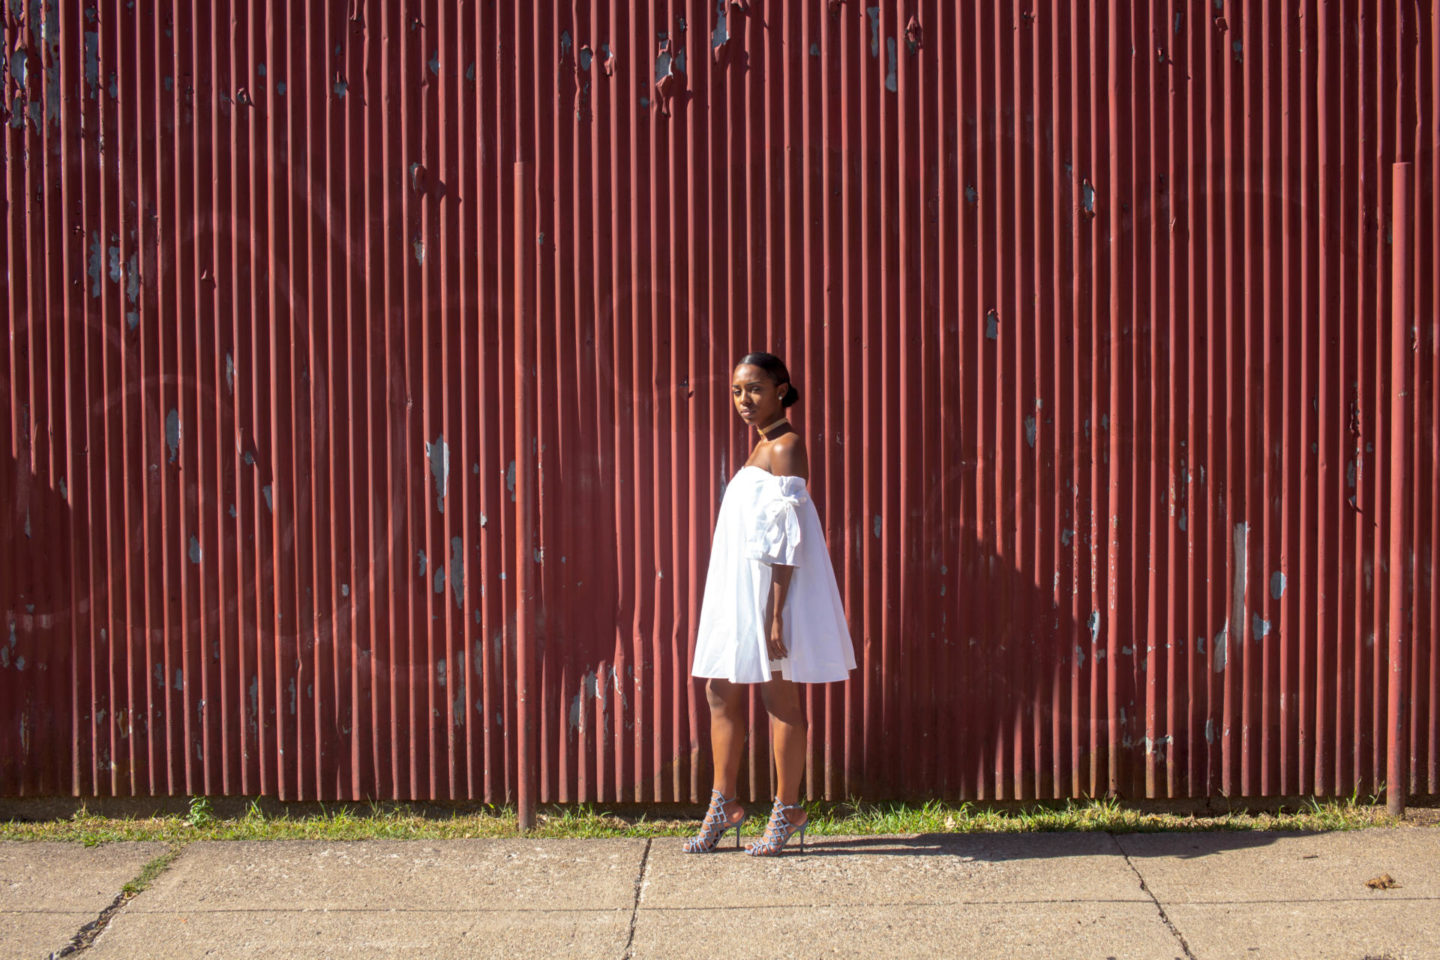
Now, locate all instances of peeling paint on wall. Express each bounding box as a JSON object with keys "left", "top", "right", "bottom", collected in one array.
[
  {"left": 1270, "top": 572, "right": 1286, "bottom": 599},
  {"left": 905, "top": 15, "right": 923, "bottom": 53},
  {"left": 165, "top": 409, "right": 181, "bottom": 463},
  {"left": 450, "top": 536, "right": 464, "bottom": 609},
  {"left": 1228, "top": 522, "right": 1249, "bottom": 665},
  {"left": 84, "top": 232, "right": 101, "bottom": 297},
  {"left": 0, "top": 619, "right": 15, "bottom": 669},
  {"left": 82, "top": 30, "right": 100, "bottom": 96},
  {"left": 710, "top": 0, "right": 729, "bottom": 57},
  {"left": 9, "top": 47, "right": 28, "bottom": 88},
  {"left": 426, "top": 435, "right": 449, "bottom": 513}
]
